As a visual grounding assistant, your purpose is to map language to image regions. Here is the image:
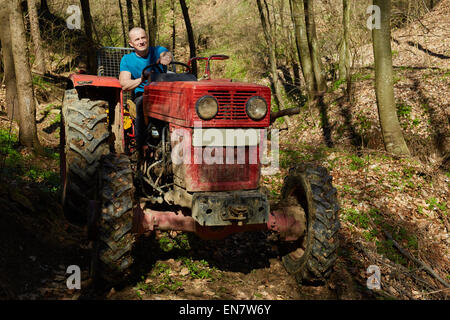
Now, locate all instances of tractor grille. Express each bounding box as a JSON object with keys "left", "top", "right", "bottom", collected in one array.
[
  {"left": 208, "top": 90, "right": 256, "bottom": 120},
  {"left": 193, "top": 90, "right": 258, "bottom": 122},
  {"left": 199, "top": 163, "right": 250, "bottom": 183},
  {"left": 97, "top": 47, "right": 134, "bottom": 78}
]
